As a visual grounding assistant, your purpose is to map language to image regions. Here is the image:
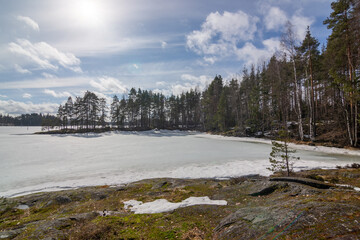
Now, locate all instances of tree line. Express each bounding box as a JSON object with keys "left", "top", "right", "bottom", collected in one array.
[
  {"left": 0, "top": 113, "right": 57, "bottom": 126},
  {"left": 57, "top": 91, "right": 107, "bottom": 130},
  {"left": 56, "top": 88, "right": 202, "bottom": 131},
  {"left": 51, "top": 0, "right": 360, "bottom": 147}
]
